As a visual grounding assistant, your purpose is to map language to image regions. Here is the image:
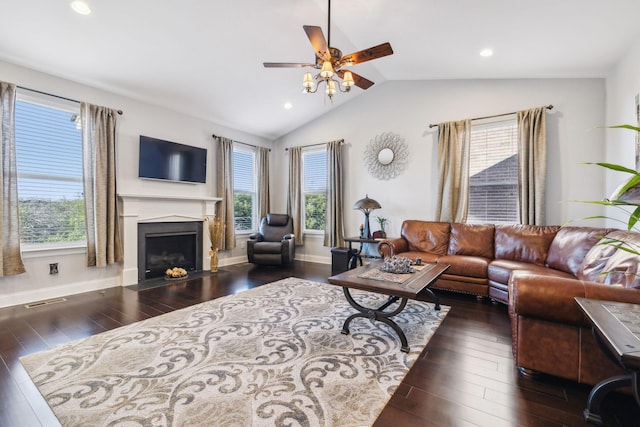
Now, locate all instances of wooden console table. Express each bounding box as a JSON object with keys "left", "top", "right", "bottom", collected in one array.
[{"left": 574, "top": 298, "right": 640, "bottom": 425}]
